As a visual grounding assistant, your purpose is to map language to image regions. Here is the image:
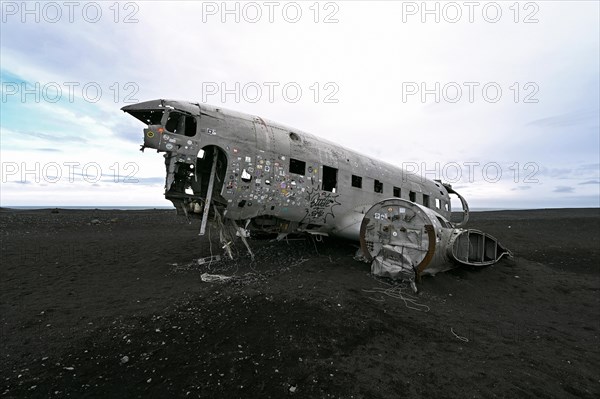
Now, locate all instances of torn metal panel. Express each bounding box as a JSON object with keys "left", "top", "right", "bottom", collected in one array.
[
  {"left": 444, "top": 183, "right": 470, "bottom": 227},
  {"left": 358, "top": 198, "right": 511, "bottom": 289},
  {"left": 449, "top": 229, "right": 512, "bottom": 266},
  {"left": 359, "top": 198, "right": 453, "bottom": 283},
  {"left": 199, "top": 147, "right": 219, "bottom": 236}
]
